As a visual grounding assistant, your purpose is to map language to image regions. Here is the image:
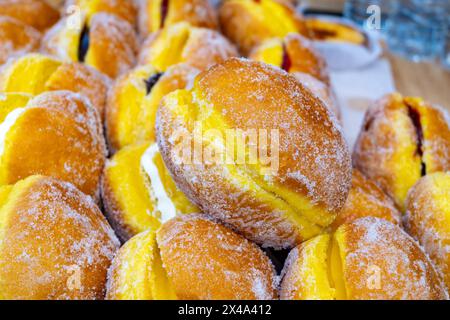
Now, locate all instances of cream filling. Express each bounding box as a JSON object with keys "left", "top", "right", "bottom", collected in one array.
[
  {"left": 0, "top": 107, "right": 26, "bottom": 157},
  {"left": 141, "top": 143, "right": 177, "bottom": 223}
]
